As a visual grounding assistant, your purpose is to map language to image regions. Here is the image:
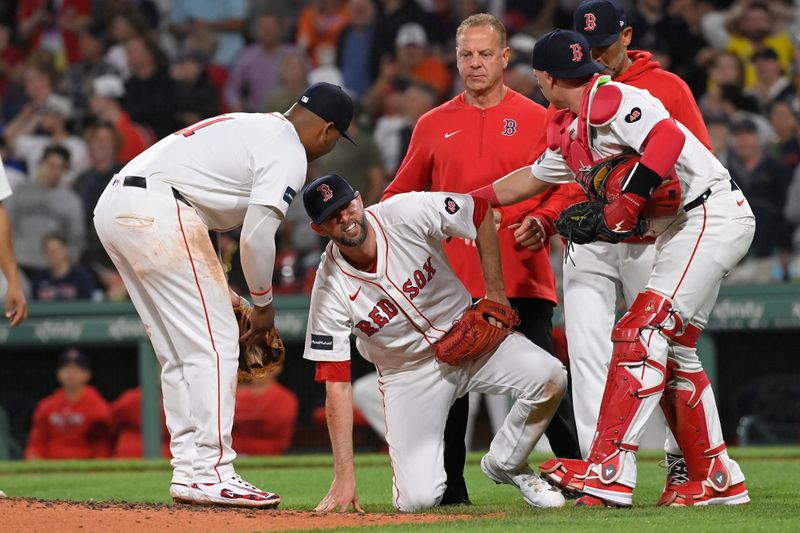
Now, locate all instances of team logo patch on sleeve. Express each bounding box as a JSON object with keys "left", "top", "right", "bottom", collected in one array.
[
  {"left": 624, "top": 107, "right": 642, "bottom": 123},
  {"left": 311, "top": 334, "right": 333, "bottom": 350},
  {"left": 283, "top": 186, "right": 296, "bottom": 204},
  {"left": 444, "top": 197, "right": 460, "bottom": 214}
]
